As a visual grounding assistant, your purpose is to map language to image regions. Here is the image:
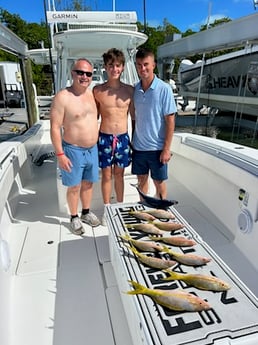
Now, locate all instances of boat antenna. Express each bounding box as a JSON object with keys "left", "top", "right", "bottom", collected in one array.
[
  {"left": 143, "top": 0, "right": 147, "bottom": 32},
  {"left": 43, "top": 0, "right": 56, "bottom": 94},
  {"left": 112, "top": 0, "right": 116, "bottom": 11}
]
